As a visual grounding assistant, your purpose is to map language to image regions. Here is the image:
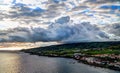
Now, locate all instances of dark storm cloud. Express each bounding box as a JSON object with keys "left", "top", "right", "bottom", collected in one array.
[
  {"left": 72, "top": 6, "right": 89, "bottom": 11},
  {"left": 0, "top": 21, "right": 110, "bottom": 42},
  {"left": 0, "top": 39, "right": 7, "bottom": 42},
  {"left": 106, "top": 23, "right": 120, "bottom": 36},
  {"left": 0, "top": 3, "right": 45, "bottom": 19},
  {"left": 9, "top": 3, "right": 45, "bottom": 17},
  {"left": 30, "top": 22, "right": 110, "bottom": 42},
  {"left": 9, "top": 35, "right": 27, "bottom": 42},
  {"left": 98, "top": 32, "right": 109, "bottom": 39},
  {"left": 42, "top": 3, "right": 65, "bottom": 18},
  {"left": 55, "top": 16, "right": 70, "bottom": 24}
]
